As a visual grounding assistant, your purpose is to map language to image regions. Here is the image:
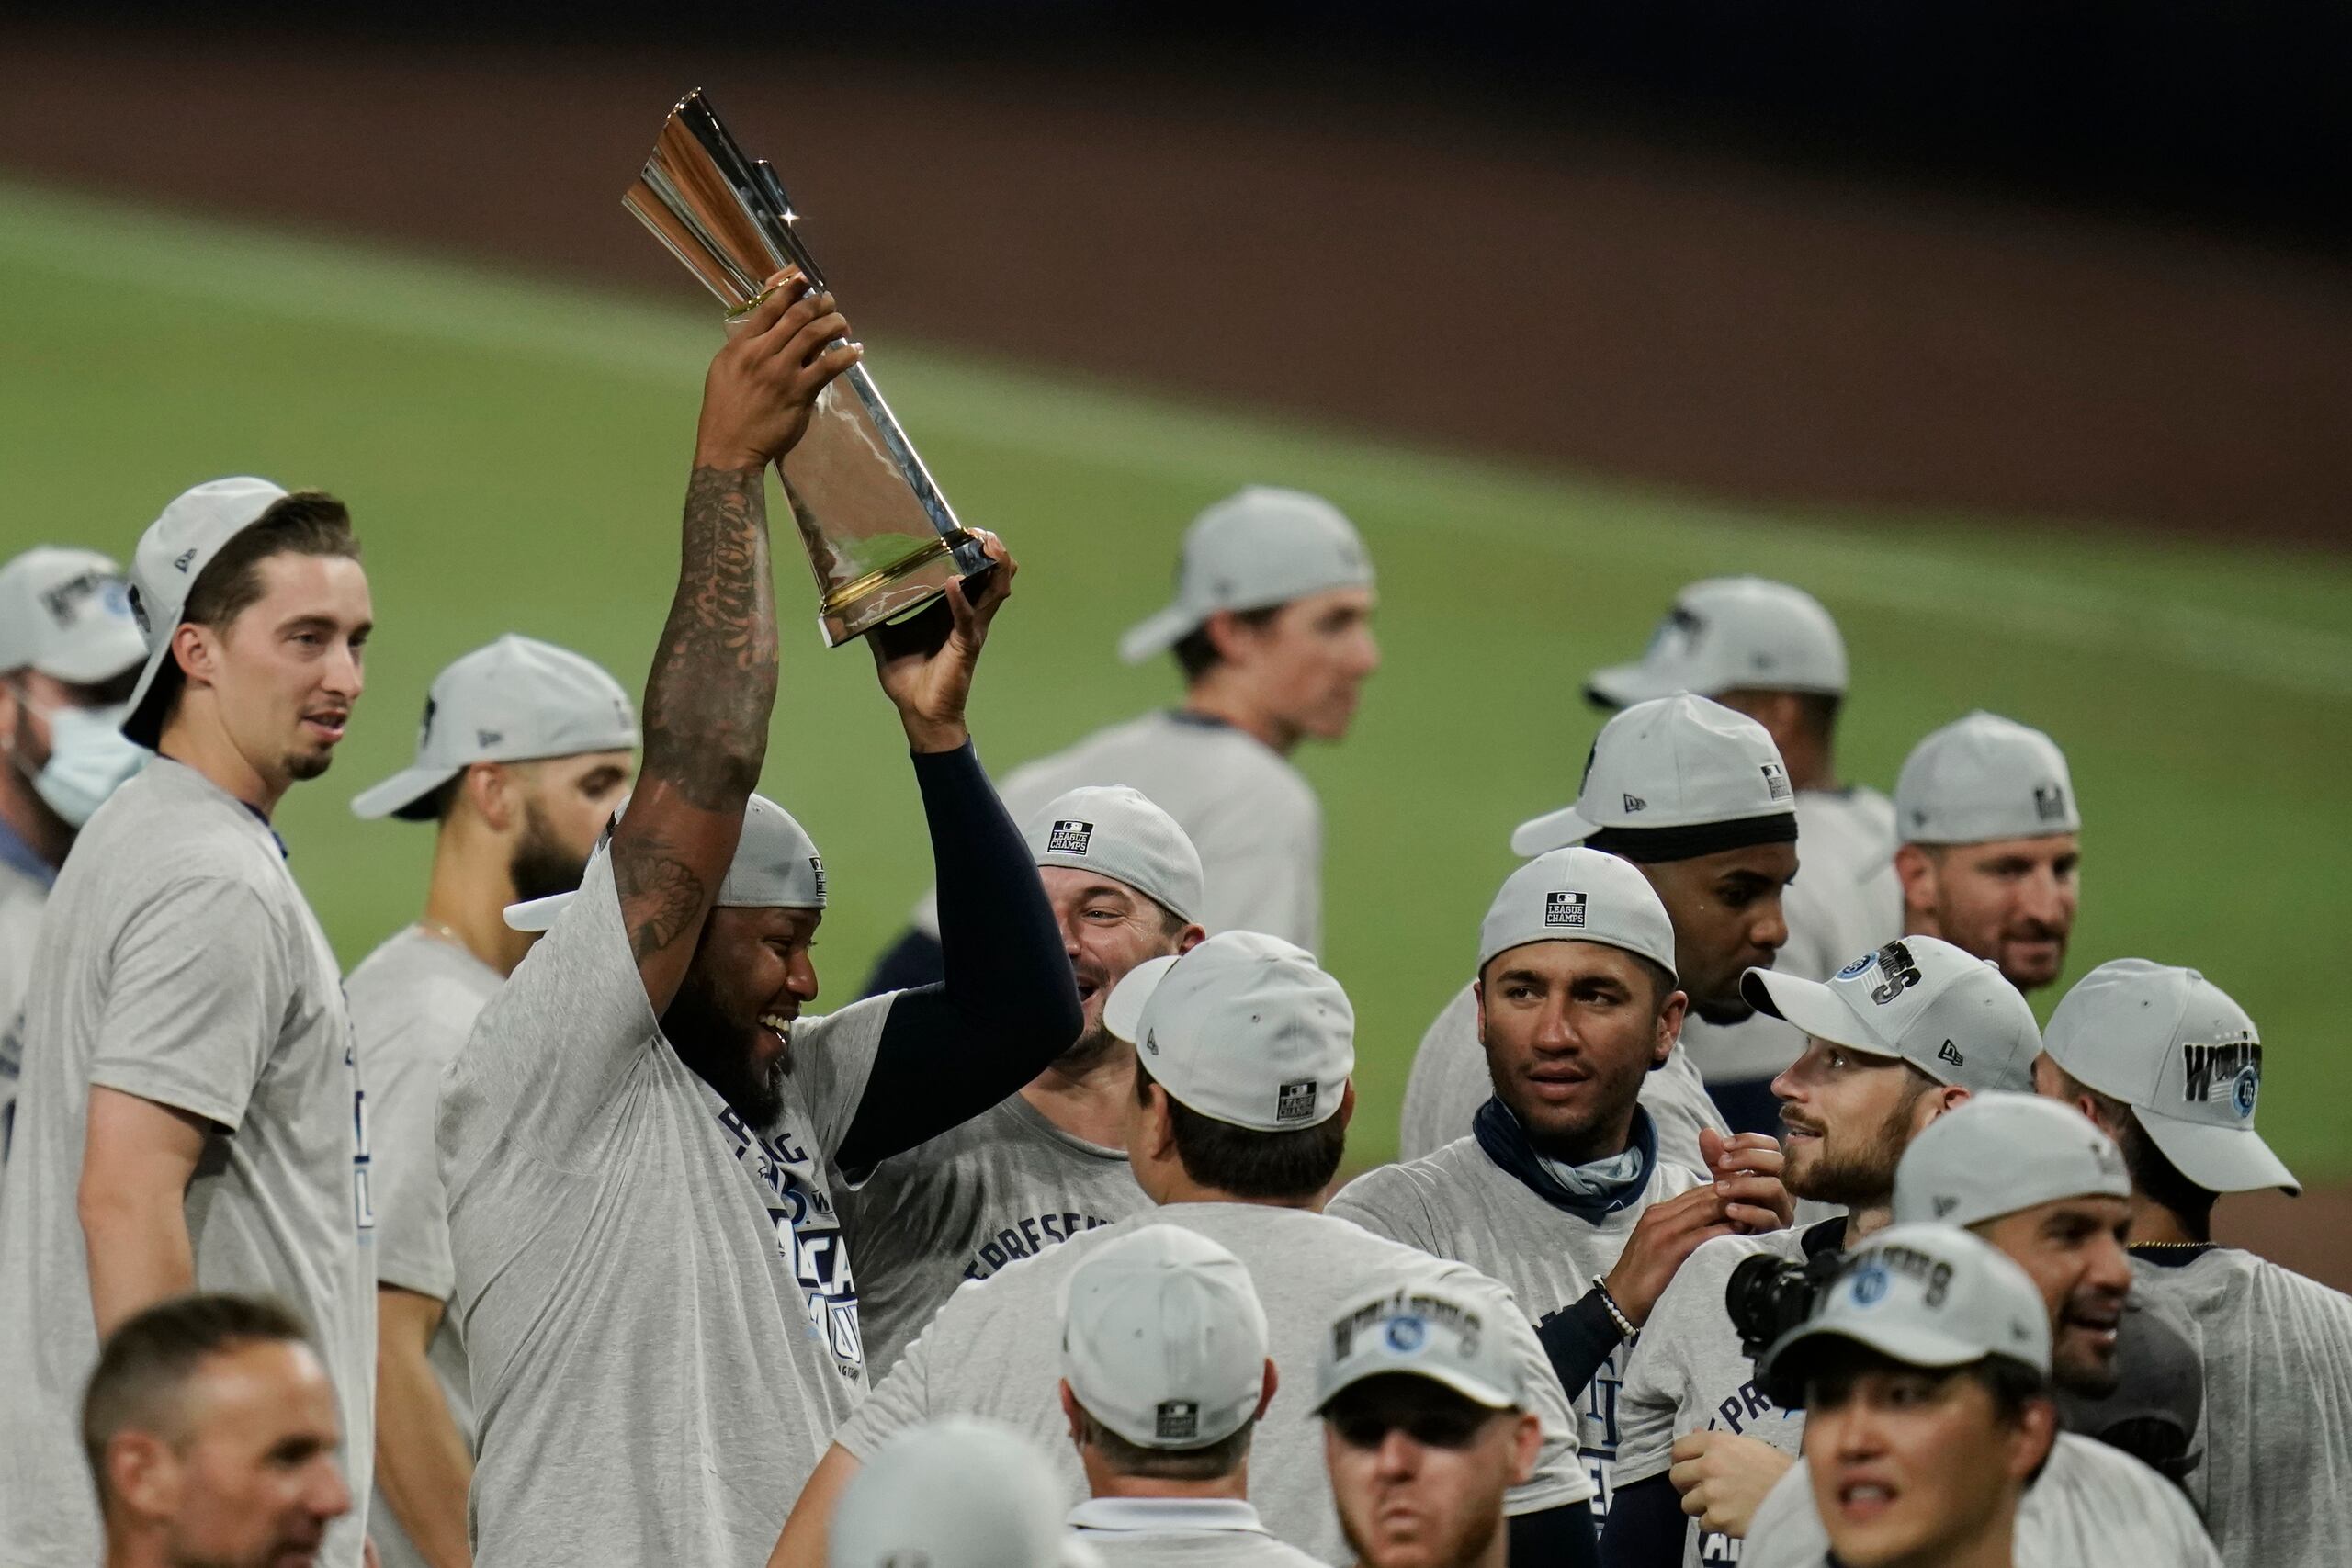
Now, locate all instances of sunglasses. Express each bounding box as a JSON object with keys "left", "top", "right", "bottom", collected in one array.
[{"left": 1328, "top": 1404, "right": 1494, "bottom": 1451}]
